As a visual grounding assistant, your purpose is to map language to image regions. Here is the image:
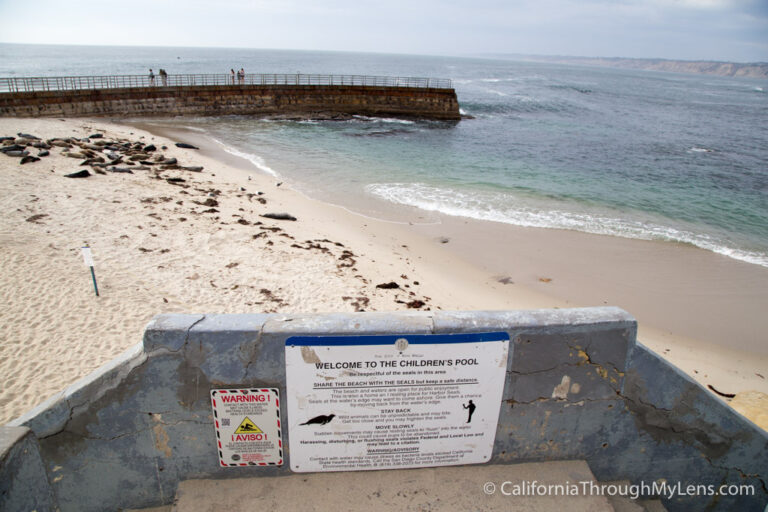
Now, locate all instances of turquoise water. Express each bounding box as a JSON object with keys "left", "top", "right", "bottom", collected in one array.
[{"left": 2, "top": 44, "right": 766, "bottom": 266}]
